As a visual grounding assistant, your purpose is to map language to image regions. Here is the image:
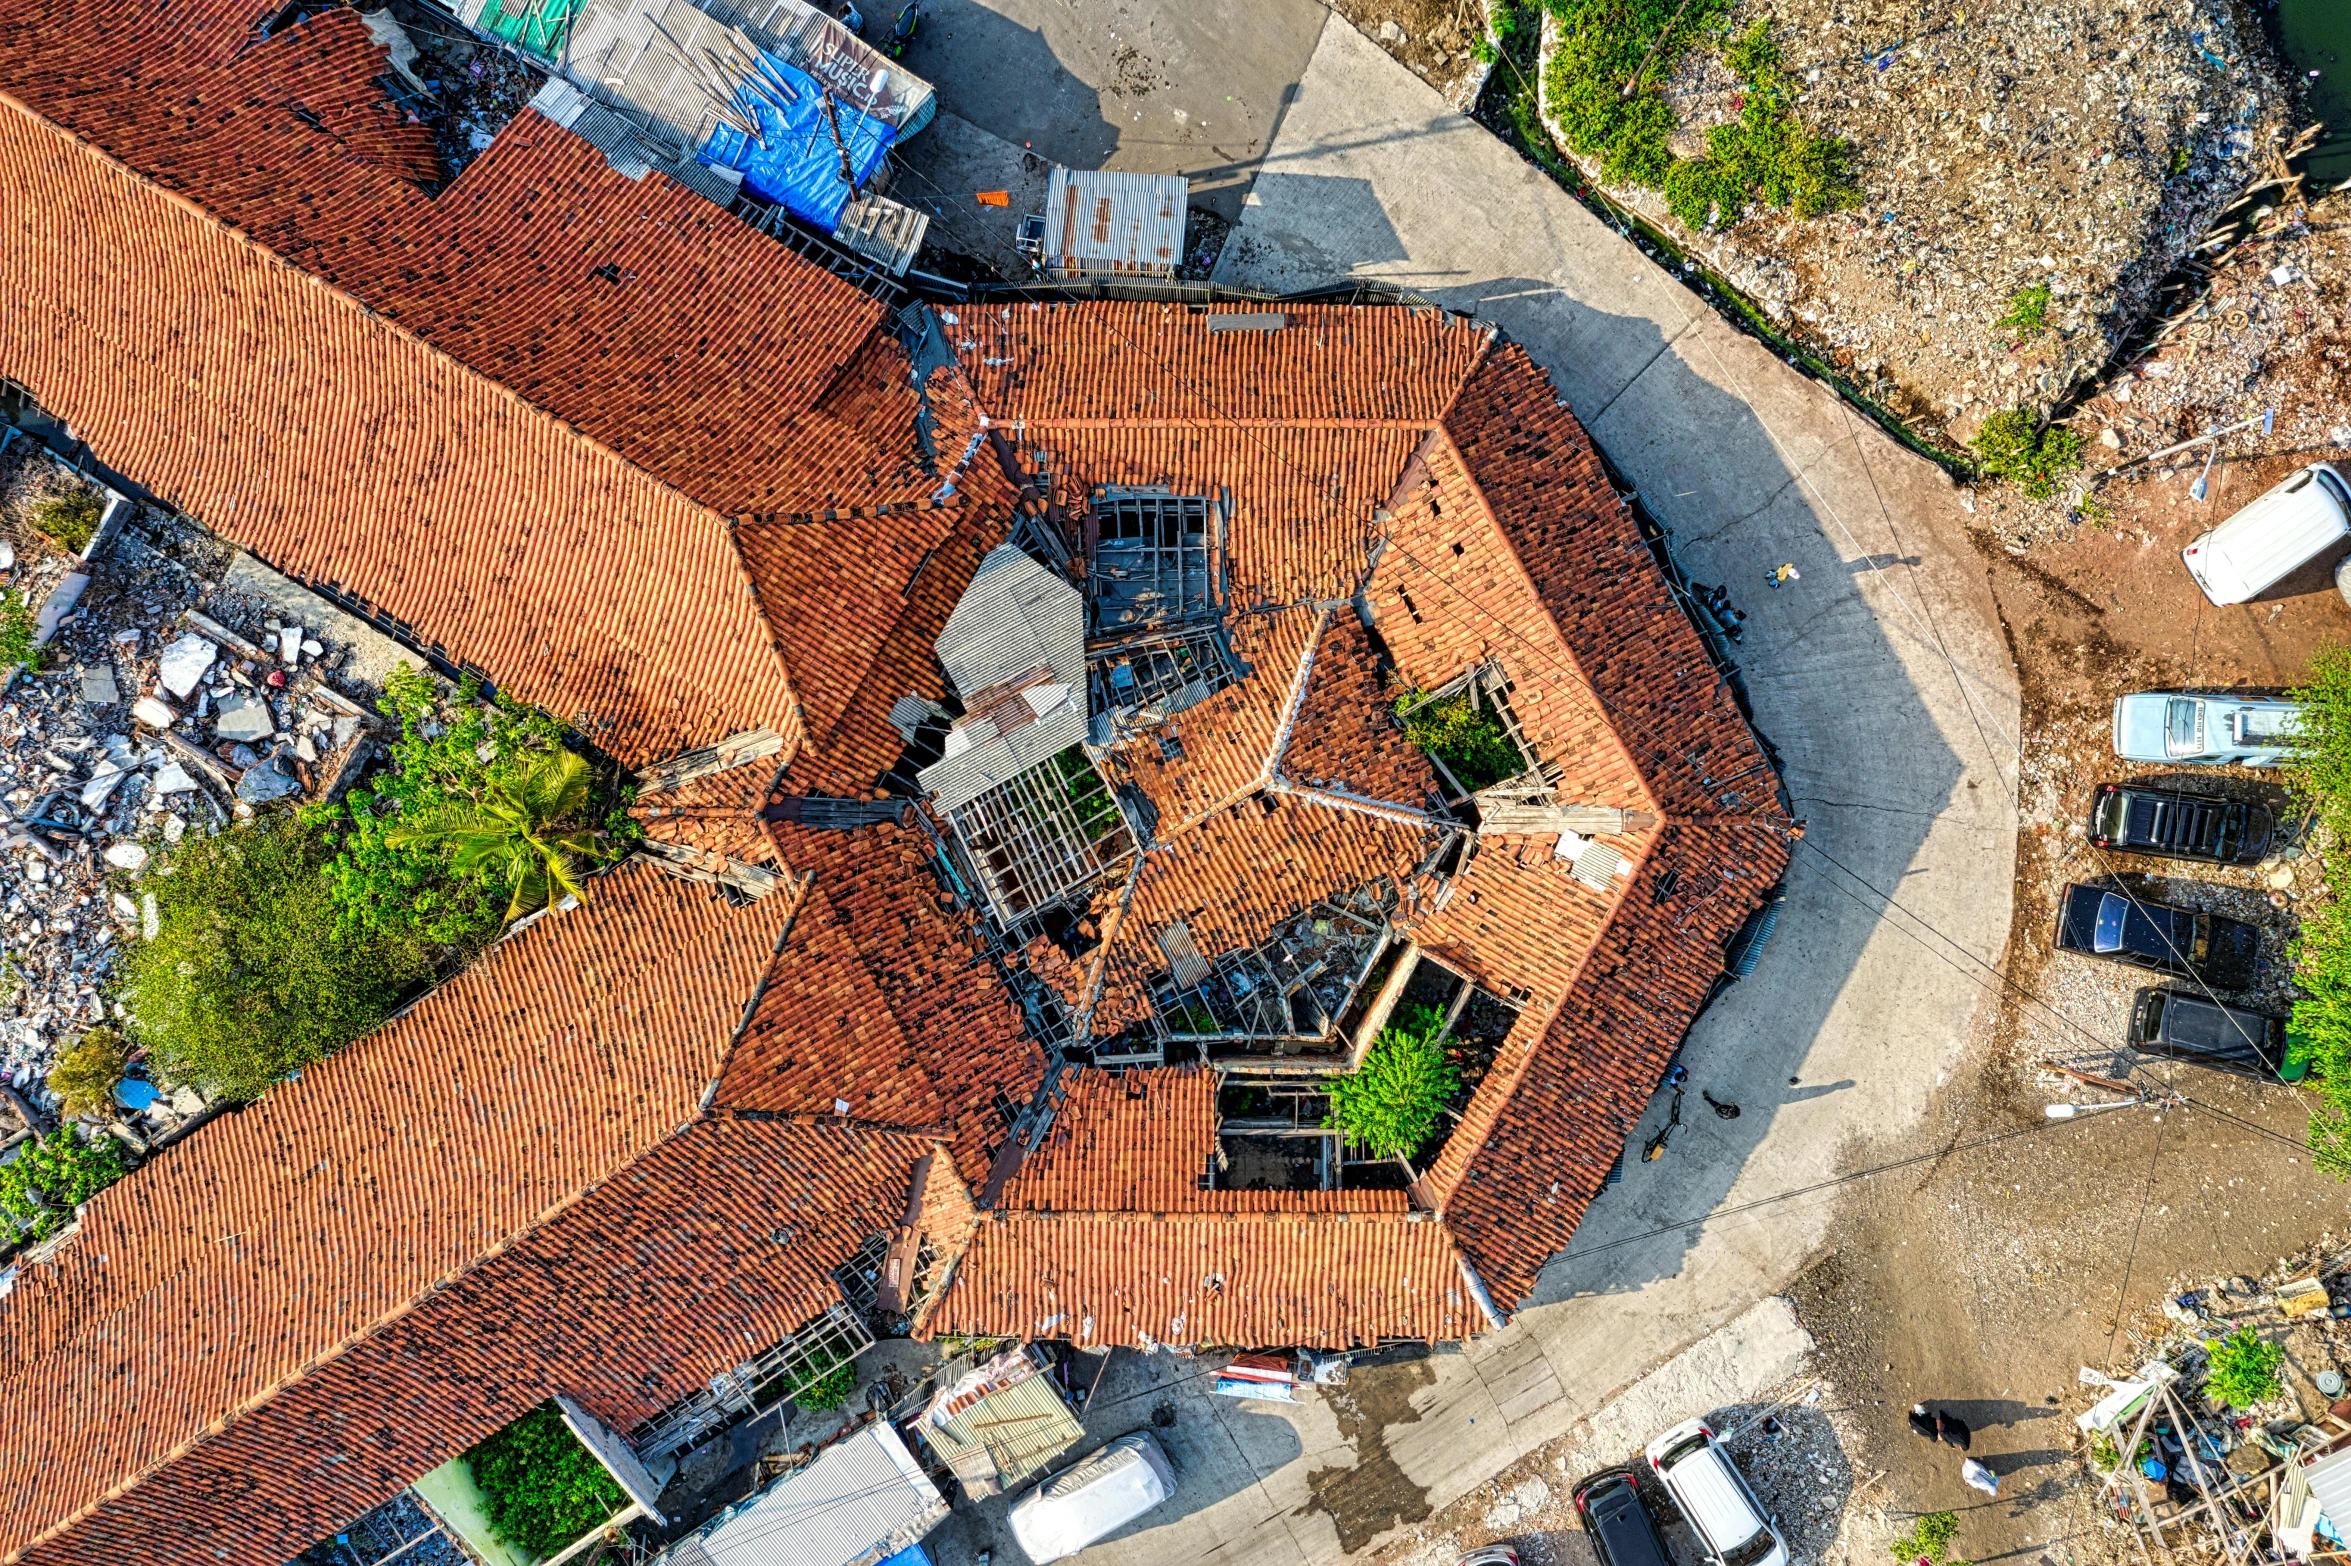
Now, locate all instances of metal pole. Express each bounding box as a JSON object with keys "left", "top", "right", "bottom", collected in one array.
[{"left": 821, "top": 91, "right": 859, "bottom": 194}]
